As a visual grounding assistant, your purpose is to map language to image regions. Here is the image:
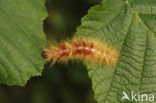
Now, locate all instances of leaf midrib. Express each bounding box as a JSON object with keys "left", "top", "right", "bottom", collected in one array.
[
  {"left": 102, "top": 0, "right": 155, "bottom": 102},
  {"left": 139, "top": 31, "right": 148, "bottom": 92},
  {"left": 126, "top": 0, "right": 156, "bottom": 38},
  {"left": 103, "top": 11, "right": 134, "bottom": 102}
]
